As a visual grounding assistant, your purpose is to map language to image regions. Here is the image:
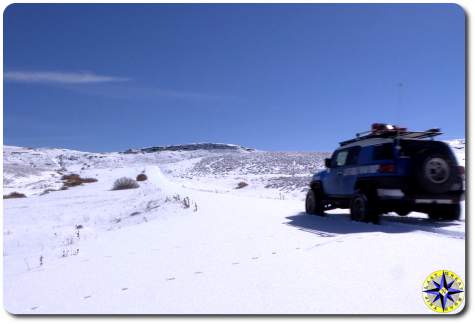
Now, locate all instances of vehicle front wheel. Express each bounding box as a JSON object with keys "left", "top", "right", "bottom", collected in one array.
[
  {"left": 350, "top": 191, "right": 378, "bottom": 223},
  {"left": 428, "top": 204, "right": 461, "bottom": 221},
  {"left": 305, "top": 189, "right": 325, "bottom": 216}
]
